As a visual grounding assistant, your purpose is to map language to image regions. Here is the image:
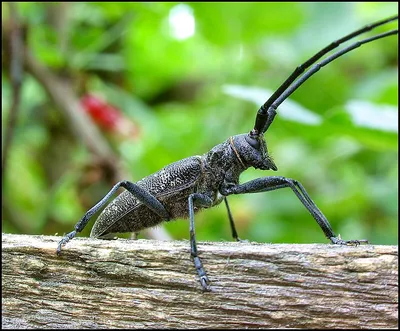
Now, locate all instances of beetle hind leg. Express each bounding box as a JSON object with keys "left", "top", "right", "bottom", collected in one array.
[{"left": 57, "top": 180, "right": 169, "bottom": 255}]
